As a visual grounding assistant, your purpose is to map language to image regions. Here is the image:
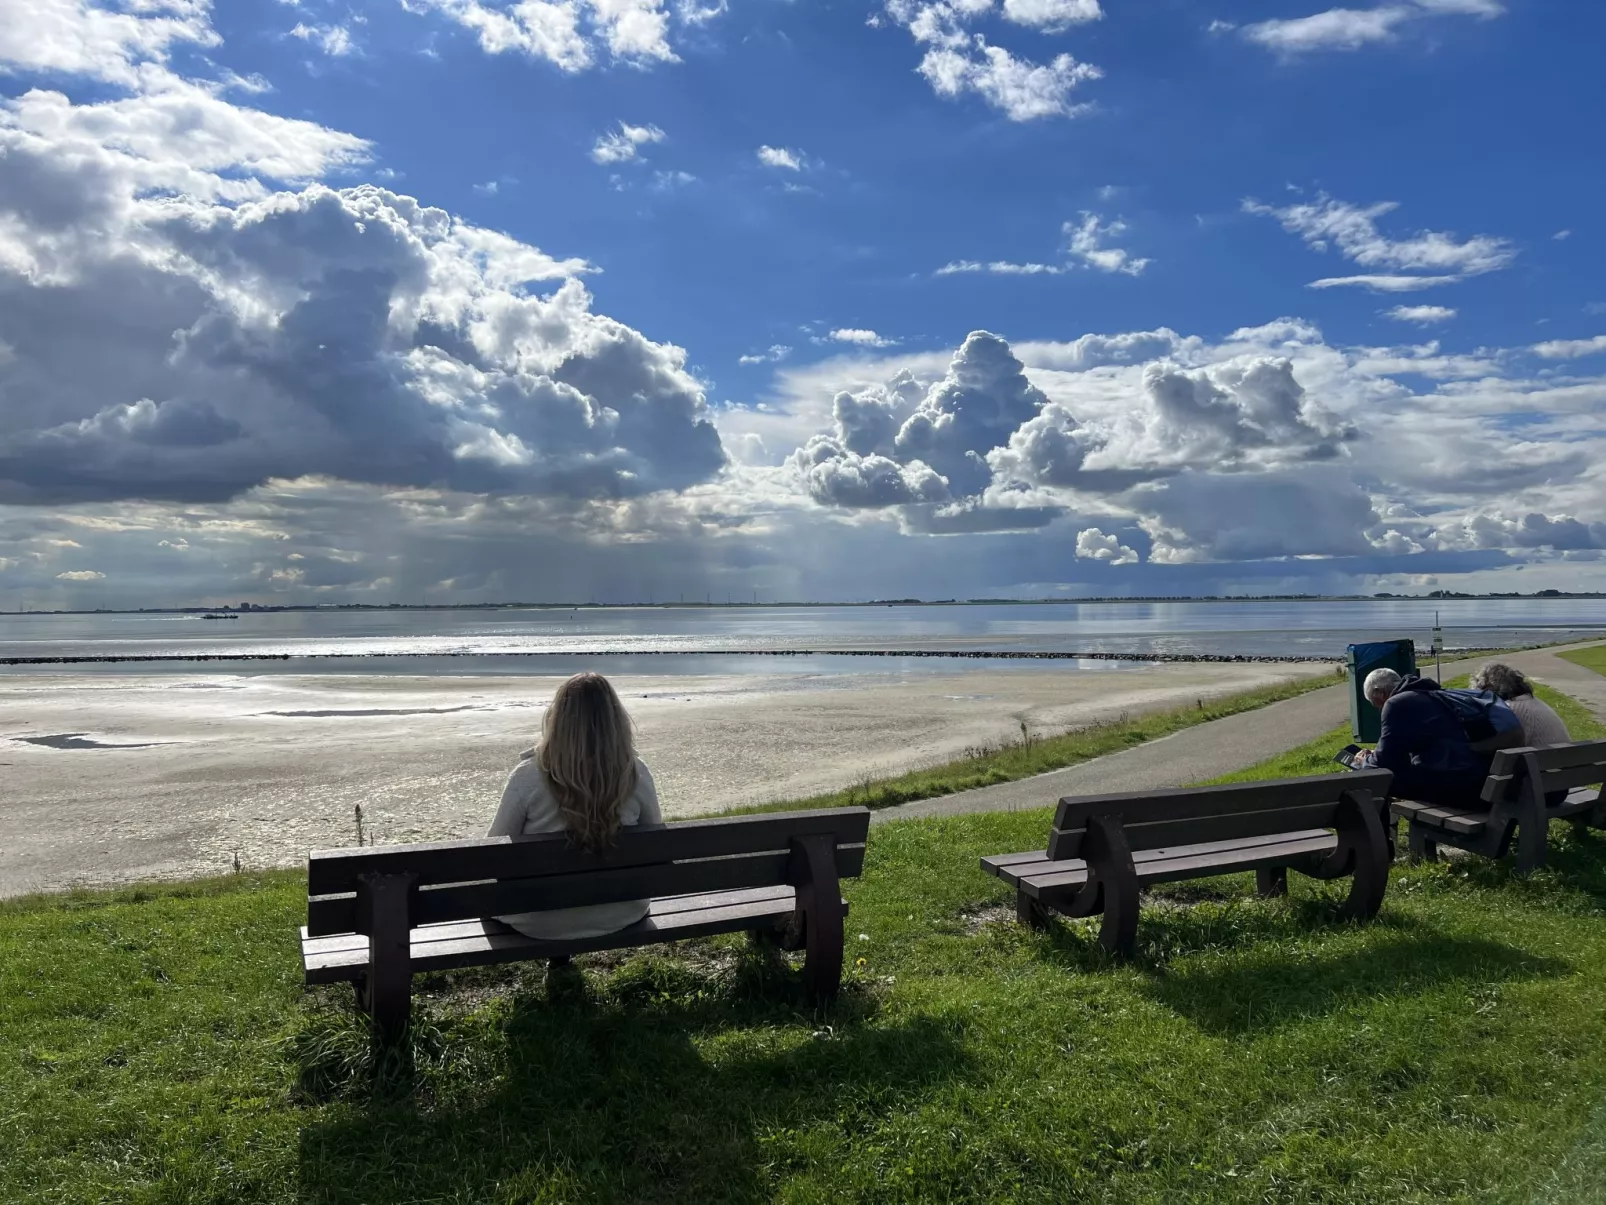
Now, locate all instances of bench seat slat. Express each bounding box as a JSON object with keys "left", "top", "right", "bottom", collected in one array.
[
  {"left": 984, "top": 829, "right": 1339, "bottom": 897},
  {"left": 302, "top": 884, "right": 822, "bottom": 984},
  {"left": 984, "top": 829, "right": 1333, "bottom": 886},
  {"left": 1395, "top": 786, "right": 1602, "bottom": 836},
  {"left": 1389, "top": 801, "right": 1488, "bottom": 835}
]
